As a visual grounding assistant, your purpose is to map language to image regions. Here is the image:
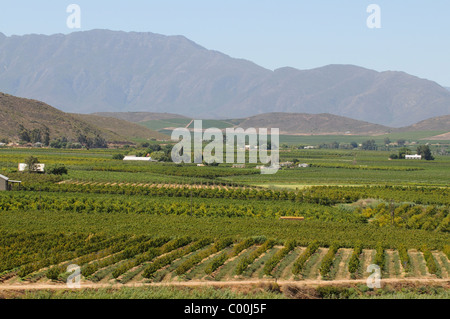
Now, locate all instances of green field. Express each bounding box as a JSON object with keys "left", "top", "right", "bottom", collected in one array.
[
  {"left": 279, "top": 131, "right": 448, "bottom": 145},
  {"left": 134, "top": 116, "right": 448, "bottom": 146},
  {"left": 0, "top": 146, "right": 449, "bottom": 299},
  {"left": 139, "top": 118, "right": 193, "bottom": 131}
]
